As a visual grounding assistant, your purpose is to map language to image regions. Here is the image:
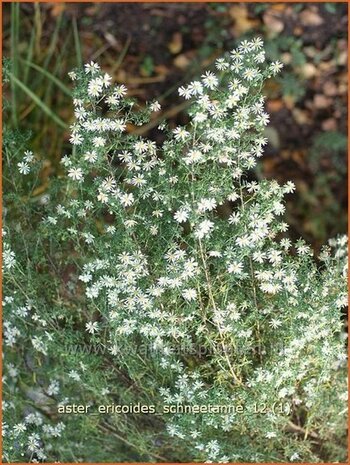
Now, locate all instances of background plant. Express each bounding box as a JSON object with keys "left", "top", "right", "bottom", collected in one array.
[{"left": 2, "top": 2, "right": 347, "bottom": 249}]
